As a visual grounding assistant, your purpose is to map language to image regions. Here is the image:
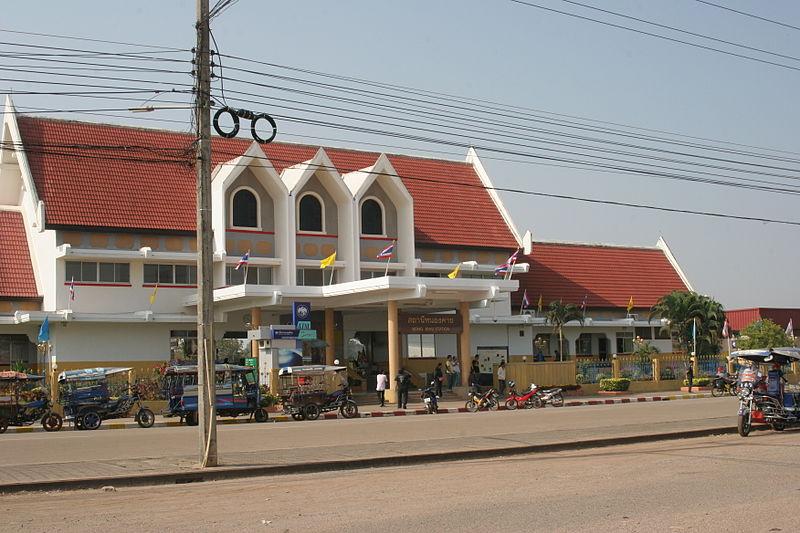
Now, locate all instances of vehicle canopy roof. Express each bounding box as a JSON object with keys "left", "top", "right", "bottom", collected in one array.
[
  {"left": 729, "top": 347, "right": 800, "bottom": 366},
  {"left": 164, "top": 363, "right": 253, "bottom": 375},
  {"left": 57, "top": 367, "right": 132, "bottom": 382},
  {"left": 278, "top": 365, "right": 347, "bottom": 376},
  {"left": 0, "top": 371, "right": 44, "bottom": 381}
]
